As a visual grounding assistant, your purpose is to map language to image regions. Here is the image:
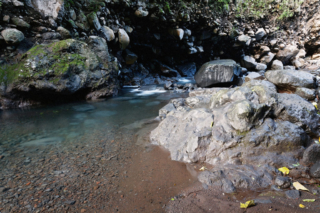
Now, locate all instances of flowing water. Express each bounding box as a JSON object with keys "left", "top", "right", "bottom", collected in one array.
[{"left": 0, "top": 85, "right": 198, "bottom": 213}]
